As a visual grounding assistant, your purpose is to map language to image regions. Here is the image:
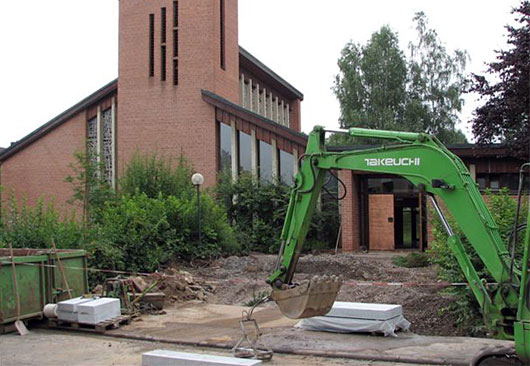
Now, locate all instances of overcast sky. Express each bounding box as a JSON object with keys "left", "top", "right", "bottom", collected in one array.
[{"left": 0, "top": 0, "right": 521, "bottom": 148}]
